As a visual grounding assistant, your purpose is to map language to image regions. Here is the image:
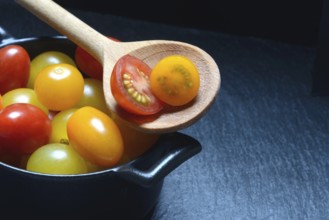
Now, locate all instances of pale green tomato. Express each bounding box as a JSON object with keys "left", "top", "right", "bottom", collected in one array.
[
  {"left": 28, "top": 51, "right": 76, "bottom": 88},
  {"left": 26, "top": 143, "right": 87, "bottom": 175},
  {"left": 2, "top": 88, "right": 48, "bottom": 114},
  {"left": 74, "top": 78, "right": 110, "bottom": 115},
  {"left": 49, "top": 108, "right": 77, "bottom": 144}
]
